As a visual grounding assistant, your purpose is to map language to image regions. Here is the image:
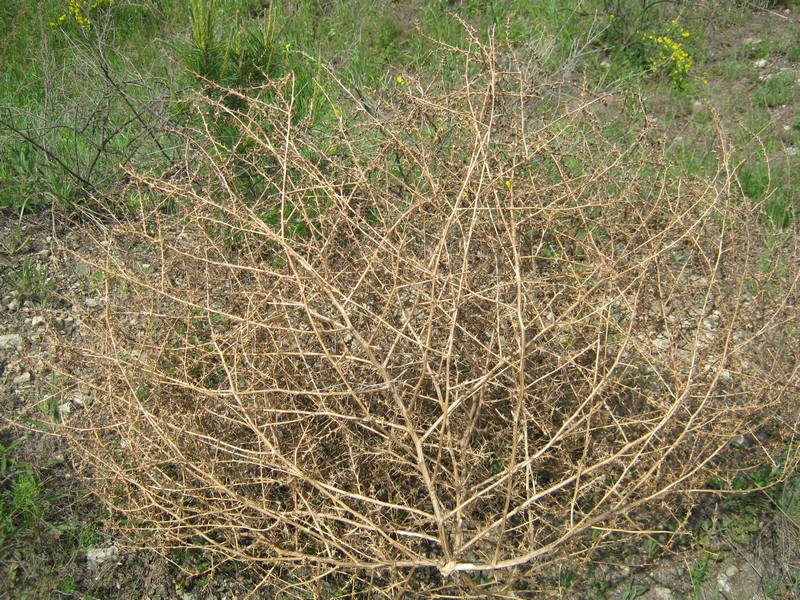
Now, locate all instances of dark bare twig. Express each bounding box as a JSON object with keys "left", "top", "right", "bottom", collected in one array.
[{"left": 0, "top": 113, "right": 98, "bottom": 196}]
